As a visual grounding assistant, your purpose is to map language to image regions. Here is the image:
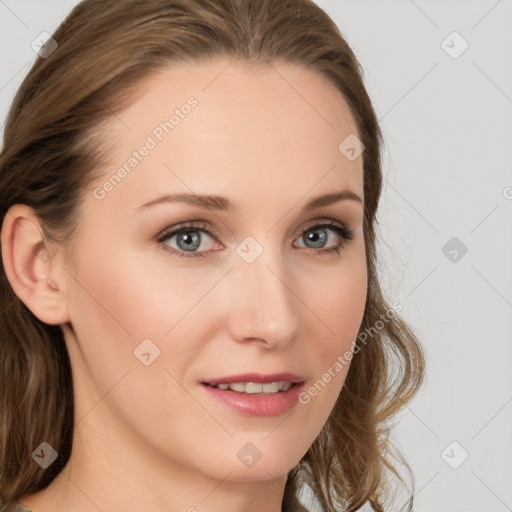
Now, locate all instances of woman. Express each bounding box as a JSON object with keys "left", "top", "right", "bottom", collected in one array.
[{"left": 0, "top": 1, "right": 424, "bottom": 511}]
